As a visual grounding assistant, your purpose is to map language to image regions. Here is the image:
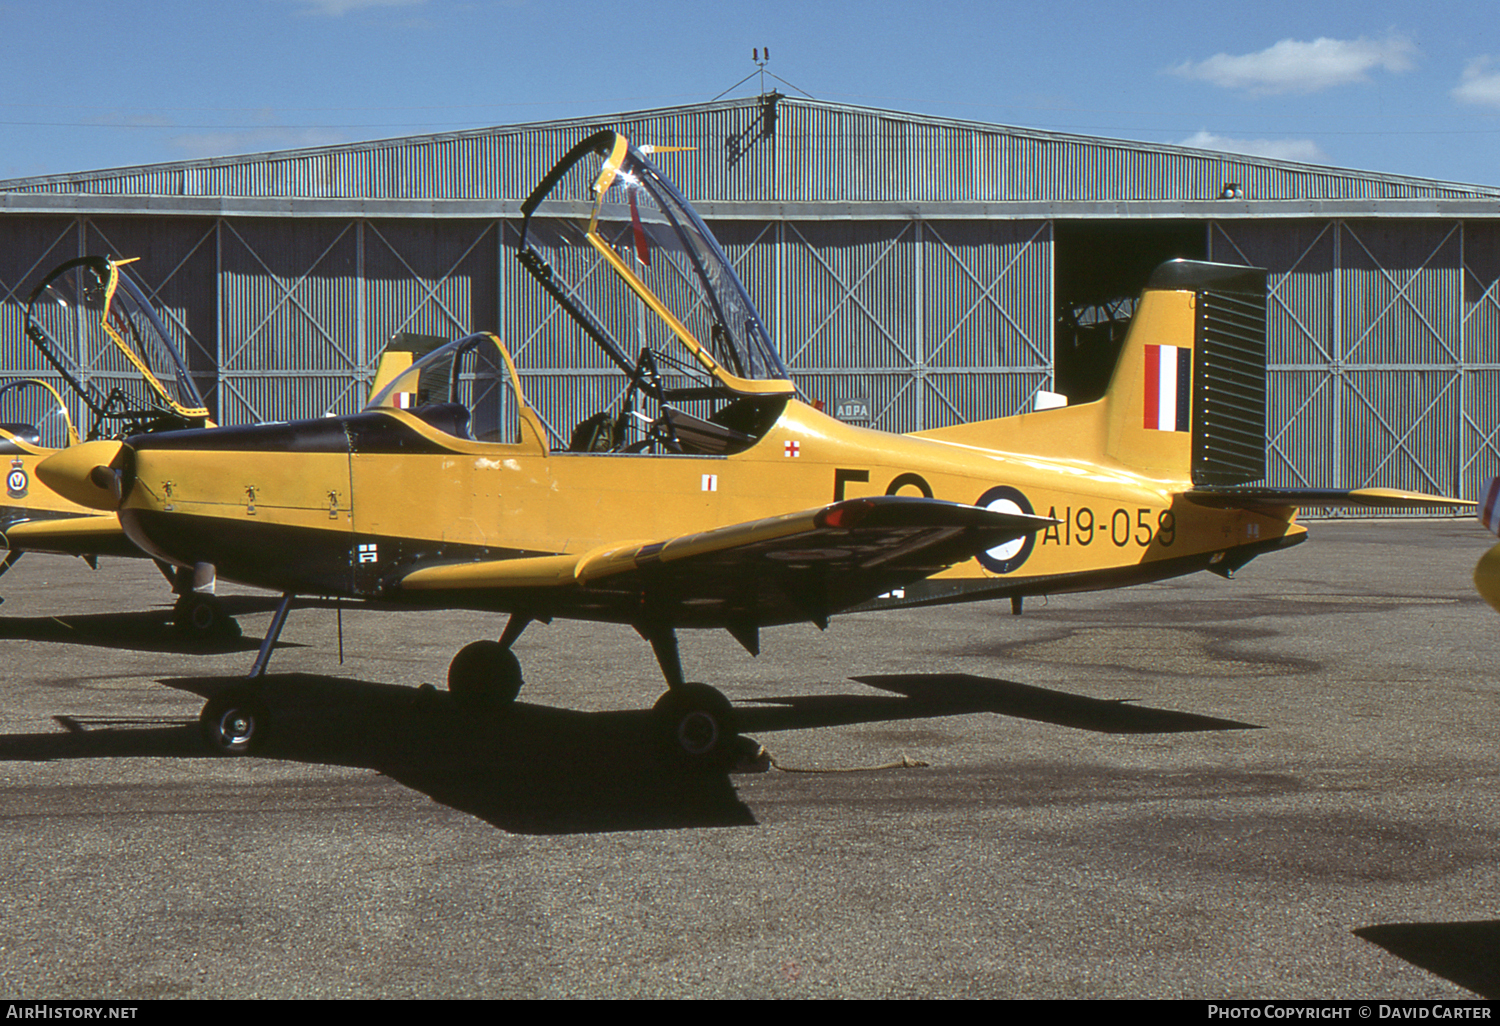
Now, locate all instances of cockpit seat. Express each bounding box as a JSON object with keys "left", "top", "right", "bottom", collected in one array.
[{"left": 661, "top": 408, "right": 754, "bottom": 455}]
